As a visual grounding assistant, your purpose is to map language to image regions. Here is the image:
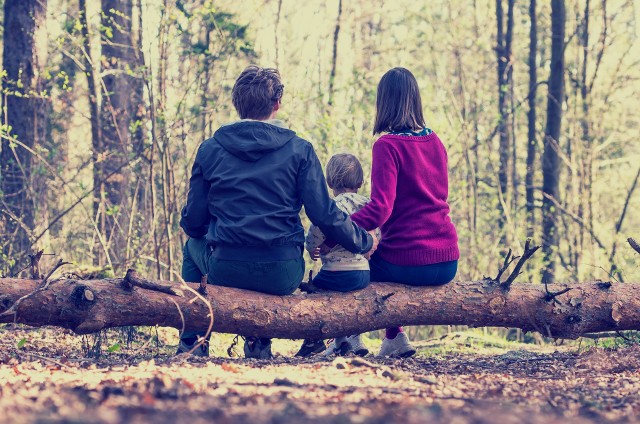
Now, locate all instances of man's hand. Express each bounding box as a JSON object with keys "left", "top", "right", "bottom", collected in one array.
[
  {"left": 364, "top": 230, "right": 379, "bottom": 259},
  {"left": 318, "top": 243, "right": 332, "bottom": 255},
  {"left": 310, "top": 247, "right": 321, "bottom": 261}
]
